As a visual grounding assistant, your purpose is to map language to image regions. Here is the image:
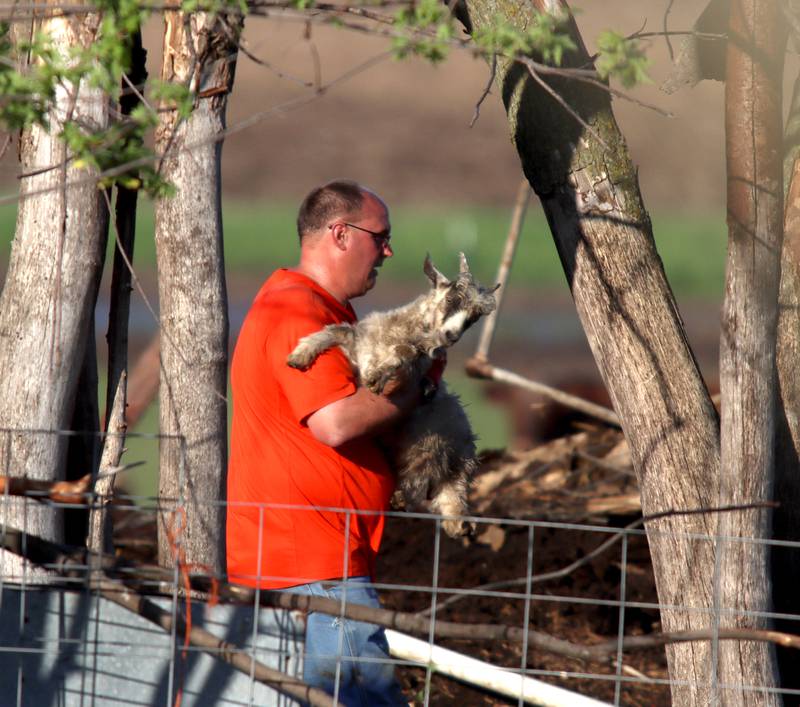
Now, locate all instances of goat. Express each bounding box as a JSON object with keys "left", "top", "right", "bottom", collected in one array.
[{"left": 287, "top": 253, "right": 498, "bottom": 537}]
